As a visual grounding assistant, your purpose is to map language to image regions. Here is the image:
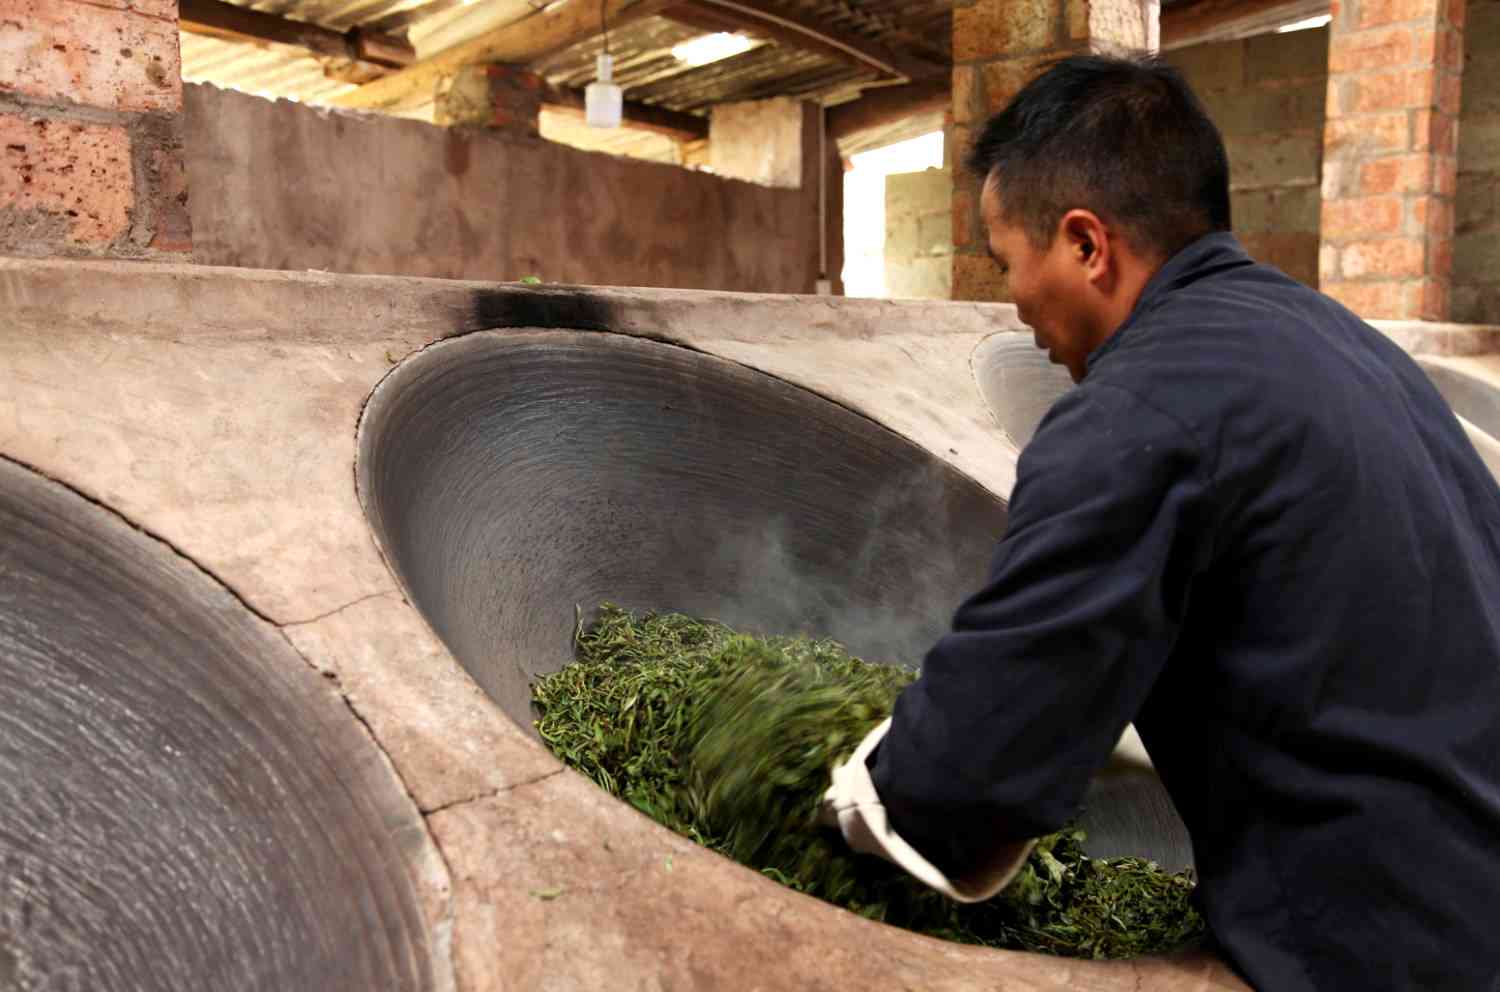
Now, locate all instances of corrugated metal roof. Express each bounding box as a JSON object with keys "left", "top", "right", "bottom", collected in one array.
[
  {"left": 181, "top": 0, "right": 958, "bottom": 156},
  {"left": 180, "top": 32, "right": 357, "bottom": 104}
]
